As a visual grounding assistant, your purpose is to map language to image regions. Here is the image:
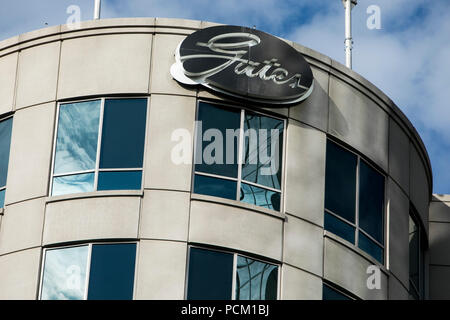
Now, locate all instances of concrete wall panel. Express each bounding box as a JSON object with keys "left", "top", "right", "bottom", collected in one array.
[
  {"left": 16, "top": 42, "right": 60, "bottom": 109},
  {"left": 5, "top": 102, "right": 55, "bottom": 205},
  {"left": 135, "top": 240, "right": 187, "bottom": 300},
  {"left": 43, "top": 196, "right": 140, "bottom": 245},
  {"left": 284, "top": 121, "right": 326, "bottom": 226},
  {"left": 140, "top": 190, "right": 190, "bottom": 241},
  {"left": 189, "top": 200, "right": 283, "bottom": 261},
  {"left": 283, "top": 214, "right": 323, "bottom": 277},
  {"left": 0, "top": 248, "right": 41, "bottom": 299},
  {"left": 144, "top": 95, "right": 196, "bottom": 192},
  {"left": 388, "top": 119, "right": 410, "bottom": 195},
  {"left": 324, "top": 237, "right": 388, "bottom": 300},
  {"left": 281, "top": 264, "right": 322, "bottom": 300},
  {"left": 0, "top": 198, "right": 45, "bottom": 255},
  {"left": 58, "top": 34, "right": 152, "bottom": 99}
]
